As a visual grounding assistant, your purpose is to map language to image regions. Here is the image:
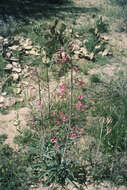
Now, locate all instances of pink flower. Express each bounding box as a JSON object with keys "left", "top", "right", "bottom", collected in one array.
[
  {"left": 80, "top": 109, "right": 86, "bottom": 112},
  {"left": 51, "top": 137, "right": 58, "bottom": 143},
  {"left": 72, "top": 133, "right": 77, "bottom": 138},
  {"left": 77, "top": 95, "right": 83, "bottom": 100},
  {"left": 58, "top": 112, "right": 67, "bottom": 122},
  {"left": 38, "top": 103, "right": 42, "bottom": 109},
  {"left": 76, "top": 101, "right": 83, "bottom": 110},
  {"left": 75, "top": 66, "right": 80, "bottom": 71},
  {"left": 57, "top": 59, "right": 63, "bottom": 62},
  {"left": 52, "top": 112, "right": 57, "bottom": 116},
  {"left": 77, "top": 81, "right": 85, "bottom": 86},
  {"left": 59, "top": 84, "right": 66, "bottom": 92},
  {"left": 38, "top": 79, "right": 41, "bottom": 83},
  {"left": 57, "top": 92, "right": 63, "bottom": 98},
  {"left": 55, "top": 120, "right": 61, "bottom": 125}
]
